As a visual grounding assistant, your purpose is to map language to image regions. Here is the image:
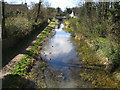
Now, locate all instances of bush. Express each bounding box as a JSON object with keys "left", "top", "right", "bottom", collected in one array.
[
  {"left": 5, "top": 16, "right": 32, "bottom": 38},
  {"left": 94, "top": 23, "right": 107, "bottom": 37},
  {"left": 65, "top": 17, "right": 120, "bottom": 72},
  {"left": 110, "top": 47, "right": 120, "bottom": 72}
]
